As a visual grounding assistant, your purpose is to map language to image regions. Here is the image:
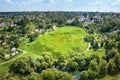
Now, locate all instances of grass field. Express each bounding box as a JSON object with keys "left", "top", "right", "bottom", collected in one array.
[
  {"left": 0, "top": 26, "right": 106, "bottom": 78},
  {"left": 0, "top": 62, "right": 11, "bottom": 78},
  {"left": 85, "top": 49, "right": 105, "bottom": 58},
  {"left": 0, "top": 58, "right": 6, "bottom": 63},
  {"left": 20, "top": 26, "right": 88, "bottom": 57}
]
